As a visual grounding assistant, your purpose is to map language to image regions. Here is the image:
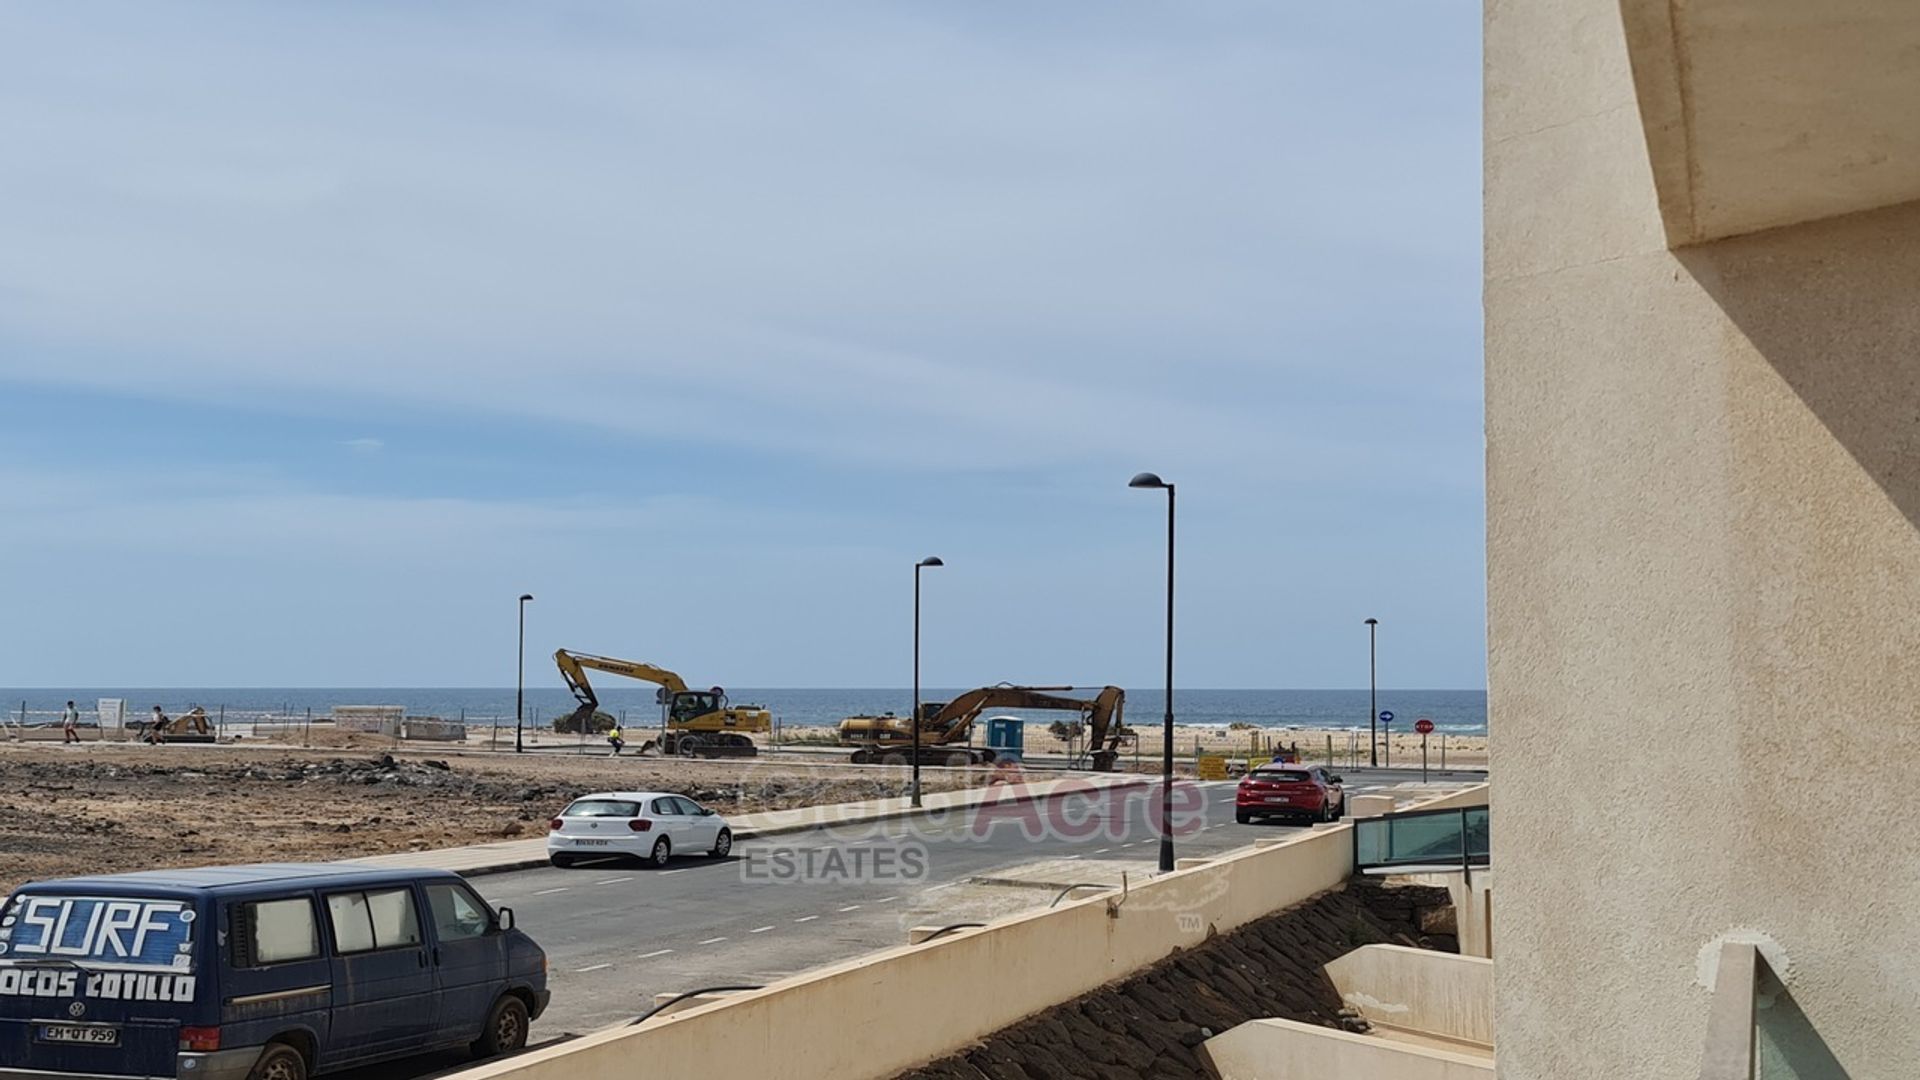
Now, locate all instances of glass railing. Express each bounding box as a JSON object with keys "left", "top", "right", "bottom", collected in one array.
[{"left": 1353, "top": 805, "right": 1490, "bottom": 873}]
